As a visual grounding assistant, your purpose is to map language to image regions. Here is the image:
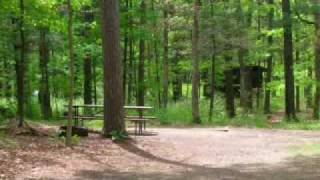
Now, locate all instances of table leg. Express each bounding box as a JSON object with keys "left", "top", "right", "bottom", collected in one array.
[{"left": 135, "top": 121, "right": 137, "bottom": 135}]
